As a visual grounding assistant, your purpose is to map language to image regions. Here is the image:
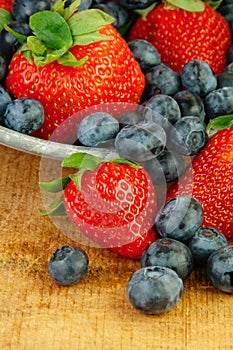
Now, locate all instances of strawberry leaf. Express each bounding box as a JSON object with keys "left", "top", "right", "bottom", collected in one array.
[
  {"left": 62, "top": 152, "right": 101, "bottom": 170},
  {"left": 111, "top": 158, "right": 142, "bottom": 169},
  {"left": 73, "top": 32, "right": 113, "bottom": 46},
  {"left": 39, "top": 198, "right": 66, "bottom": 216},
  {"left": 29, "top": 10, "right": 73, "bottom": 50},
  {"left": 4, "top": 23, "right": 27, "bottom": 44},
  {"left": 57, "top": 51, "right": 88, "bottom": 66},
  {"left": 39, "top": 176, "right": 71, "bottom": 192},
  {"left": 165, "top": 0, "right": 205, "bottom": 12},
  {"left": 203, "top": 0, "right": 223, "bottom": 10},
  {"left": 206, "top": 115, "right": 233, "bottom": 135},
  {"left": 134, "top": 2, "right": 158, "bottom": 20},
  {"left": 68, "top": 9, "right": 114, "bottom": 36},
  {"left": 0, "top": 8, "right": 12, "bottom": 33}
]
